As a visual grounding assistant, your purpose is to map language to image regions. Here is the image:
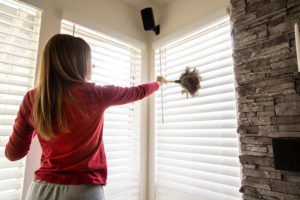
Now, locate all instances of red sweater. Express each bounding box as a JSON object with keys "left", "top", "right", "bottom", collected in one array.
[{"left": 5, "top": 82, "right": 159, "bottom": 185}]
